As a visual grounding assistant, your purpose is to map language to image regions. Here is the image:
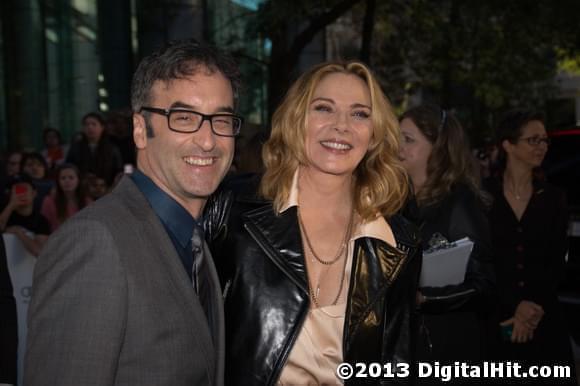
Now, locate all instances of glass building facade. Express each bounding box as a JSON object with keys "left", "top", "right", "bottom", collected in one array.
[{"left": 0, "top": 0, "right": 297, "bottom": 153}]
